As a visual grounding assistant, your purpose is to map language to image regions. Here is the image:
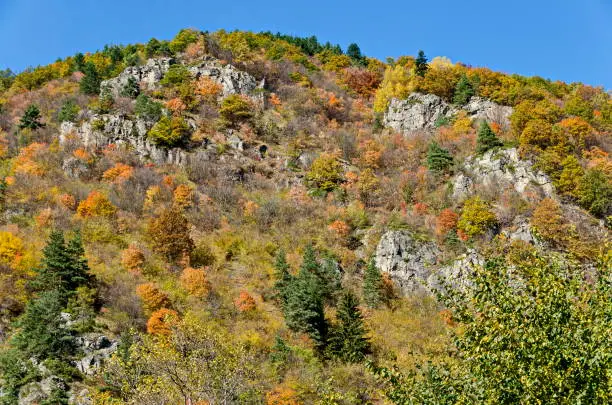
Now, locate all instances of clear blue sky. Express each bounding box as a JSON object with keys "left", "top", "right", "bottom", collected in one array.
[{"left": 1, "top": 0, "right": 610, "bottom": 88}]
